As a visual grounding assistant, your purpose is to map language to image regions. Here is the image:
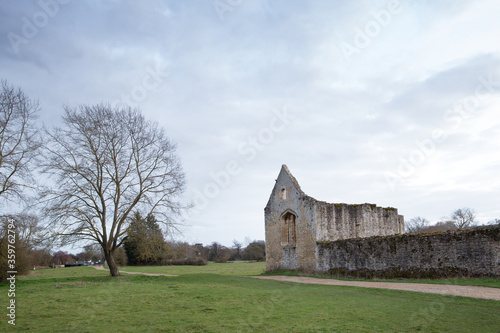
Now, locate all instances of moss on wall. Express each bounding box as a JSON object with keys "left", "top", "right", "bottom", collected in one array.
[{"left": 317, "top": 226, "right": 500, "bottom": 278}]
